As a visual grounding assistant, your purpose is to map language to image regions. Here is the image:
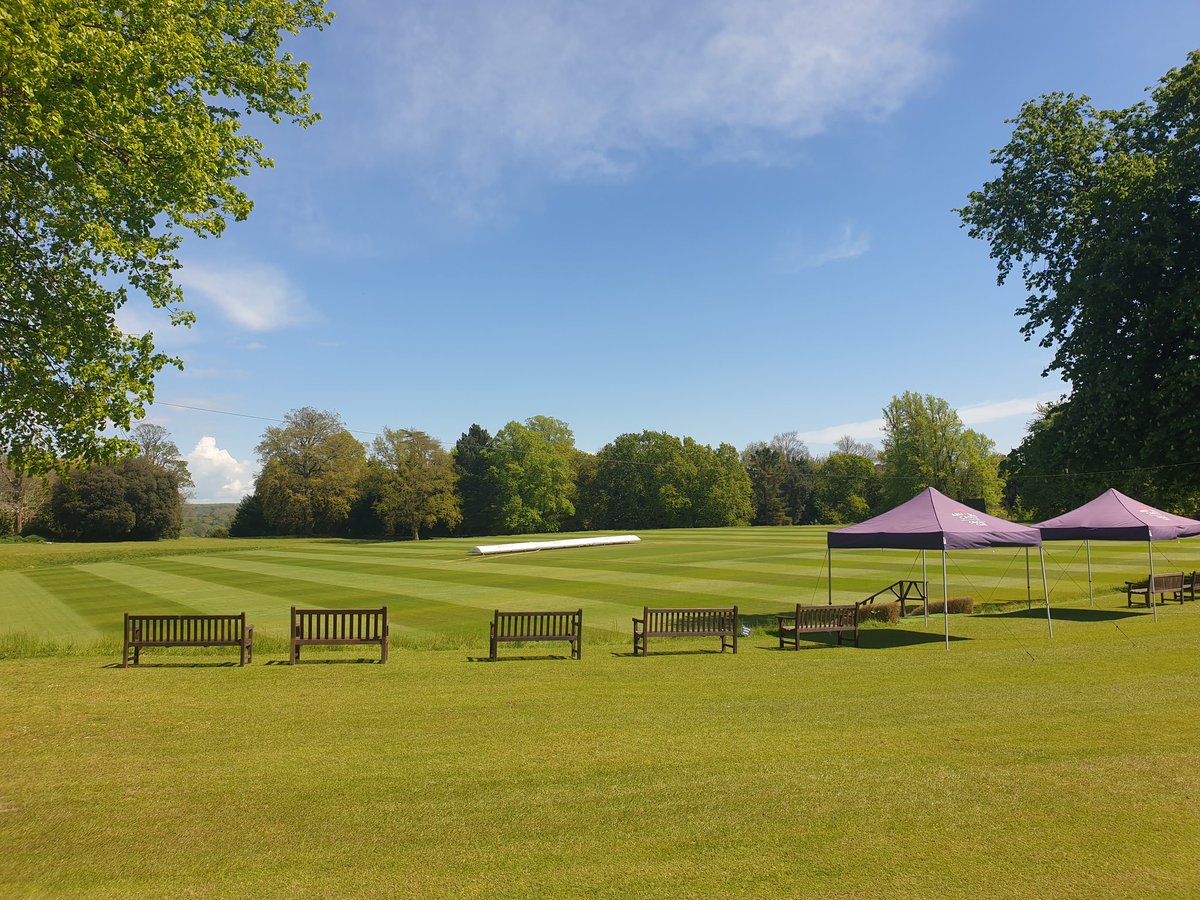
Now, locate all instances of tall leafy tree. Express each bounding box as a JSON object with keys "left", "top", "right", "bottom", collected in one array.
[
  {"left": 0, "top": 0, "right": 332, "bottom": 473},
  {"left": 131, "top": 423, "right": 194, "bottom": 498},
  {"left": 453, "top": 424, "right": 496, "bottom": 536},
  {"left": 812, "top": 453, "right": 878, "bottom": 524},
  {"left": 50, "top": 456, "right": 181, "bottom": 540},
  {"left": 254, "top": 407, "right": 365, "bottom": 535},
  {"left": 879, "top": 392, "right": 1004, "bottom": 511},
  {"left": 370, "top": 429, "right": 461, "bottom": 541},
  {"left": 959, "top": 51, "right": 1200, "bottom": 507},
  {"left": 487, "top": 417, "right": 577, "bottom": 534},
  {"left": 743, "top": 443, "right": 792, "bottom": 526},
  {"left": 0, "top": 456, "right": 50, "bottom": 535},
  {"left": 594, "top": 431, "right": 752, "bottom": 529}
]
